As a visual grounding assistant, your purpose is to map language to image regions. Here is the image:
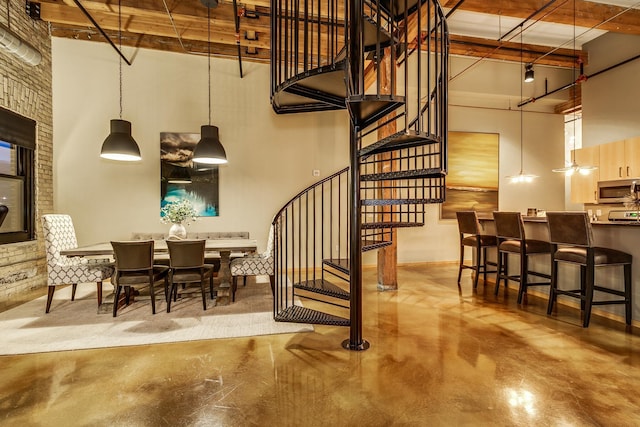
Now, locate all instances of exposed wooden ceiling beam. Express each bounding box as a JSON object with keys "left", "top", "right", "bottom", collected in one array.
[
  {"left": 441, "top": 0, "right": 640, "bottom": 36},
  {"left": 39, "top": 0, "right": 640, "bottom": 69},
  {"left": 49, "top": 24, "right": 271, "bottom": 61},
  {"left": 448, "top": 34, "right": 586, "bottom": 68},
  {"left": 40, "top": 1, "right": 271, "bottom": 49}
]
